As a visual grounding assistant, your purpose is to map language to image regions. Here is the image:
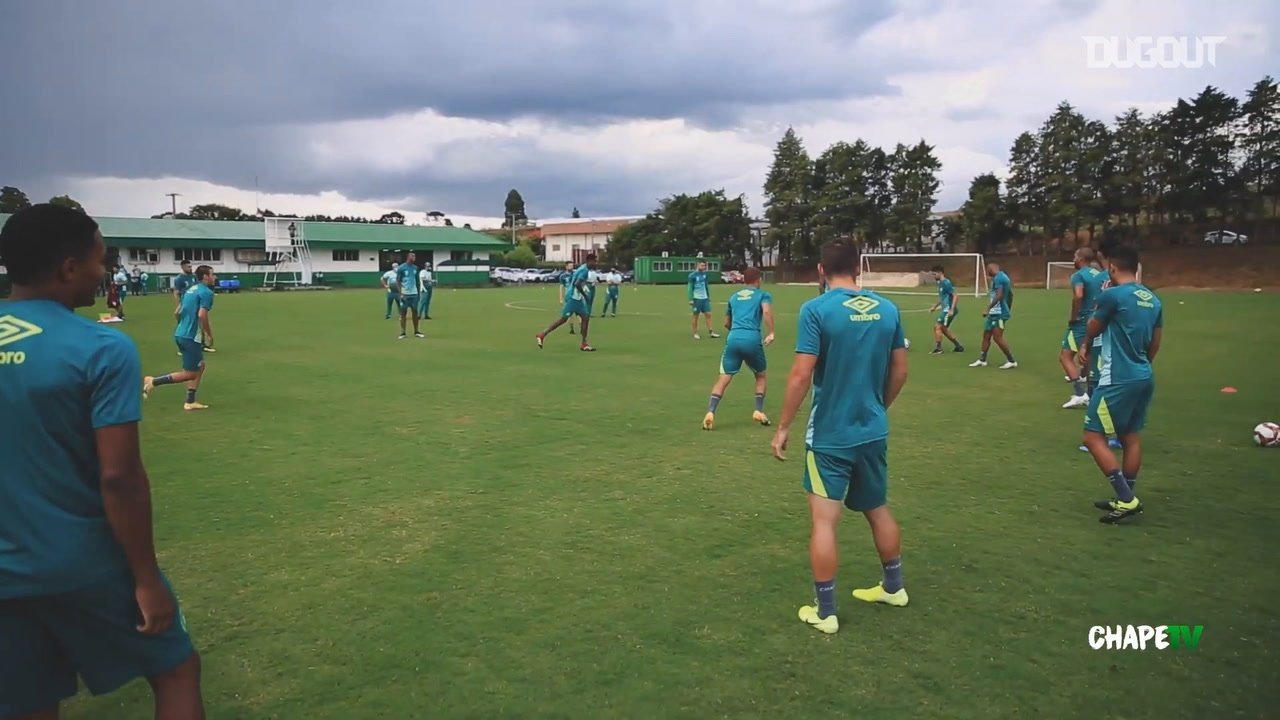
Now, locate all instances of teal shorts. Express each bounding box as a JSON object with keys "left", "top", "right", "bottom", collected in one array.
[
  {"left": 691, "top": 298, "right": 711, "bottom": 315},
  {"left": 175, "top": 337, "right": 203, "bottom": 372},
  {"left": 935, "top": 309, "right": 957, "bottom": 327},
  {"left": 719, "top": 336, "right": 766, "bottom": 376},
  {"left": 802, "top": 440, "right": 889, "bottom": 512},
  {"left": 1062, "top": 325, "right": 1086, "bottom": 352},
  {"left": 0, "top": 570, "right": 195, "bottom": 718},
  {"left": 1084, "top": 380, "right": 1154, "bottom": 436},
  {"left": 399, "top": 294, "right": 418, "bottom": 311},
  {"left": 983, "top": 315, "right": 1008, "bottom": 332},
  {"left": 561, "top": 299, "right": 589, "bottom": 318}
]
